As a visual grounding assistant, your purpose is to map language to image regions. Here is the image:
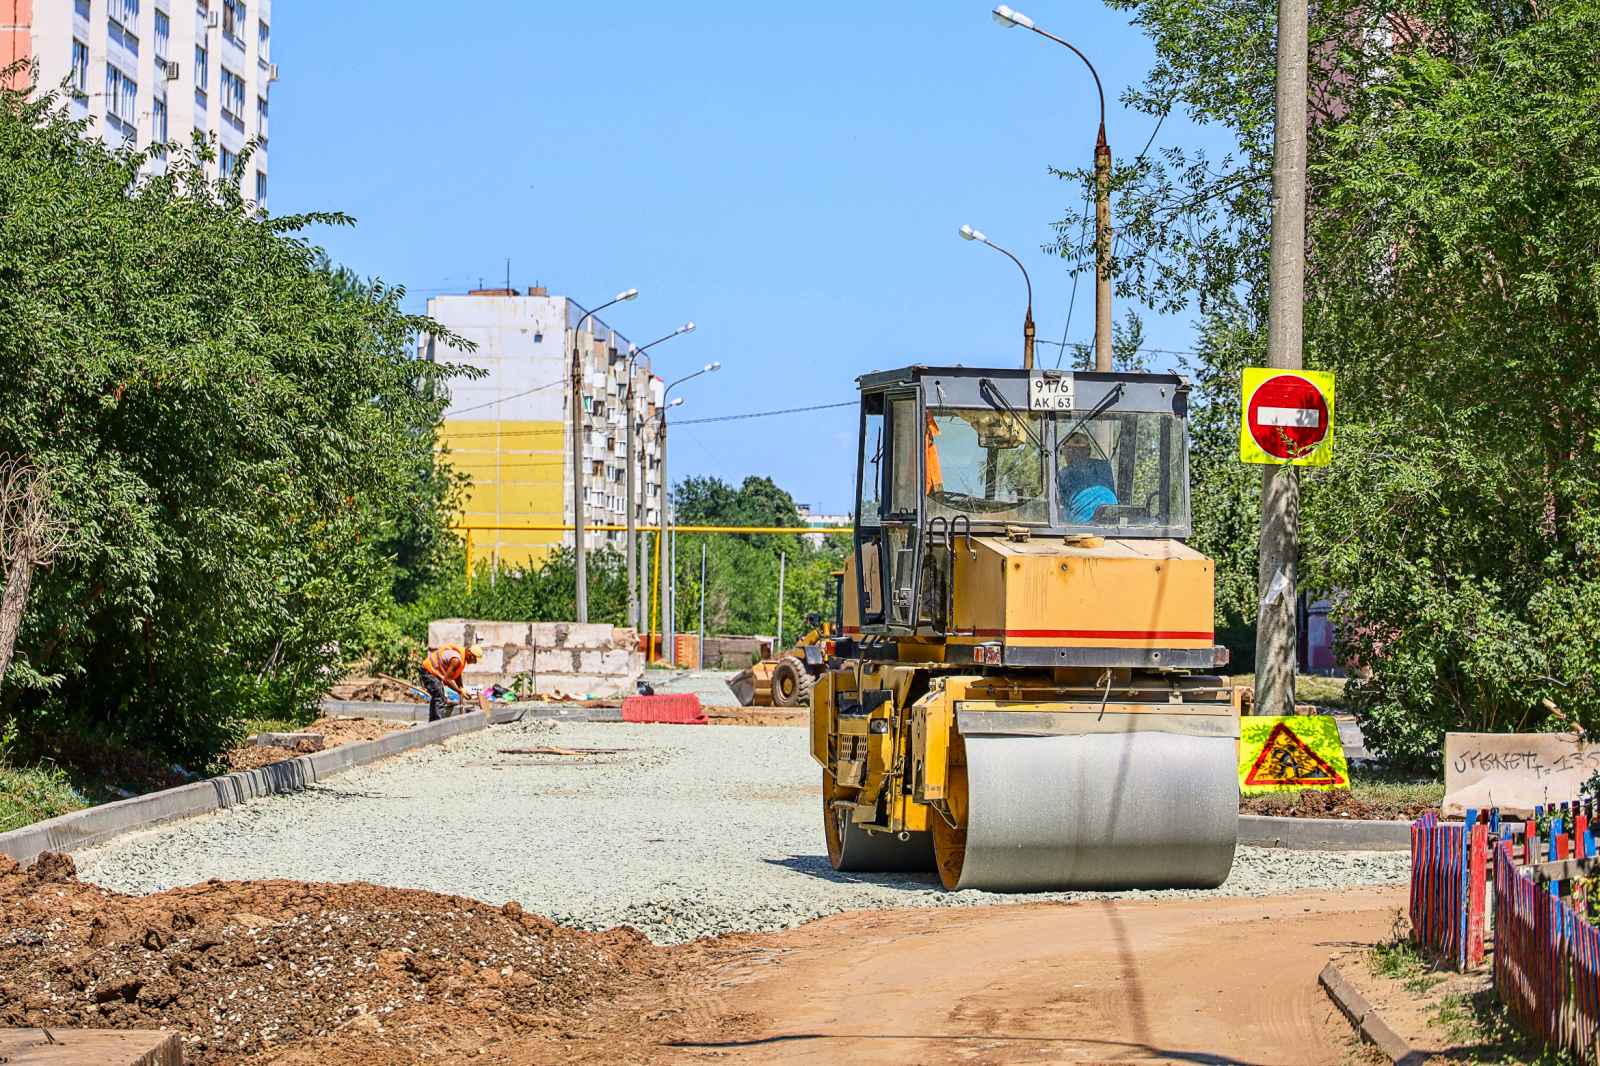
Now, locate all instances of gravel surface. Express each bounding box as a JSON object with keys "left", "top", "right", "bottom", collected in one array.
[{"left": 77, "top": 718, "right": 1410, "bottom": 945}]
